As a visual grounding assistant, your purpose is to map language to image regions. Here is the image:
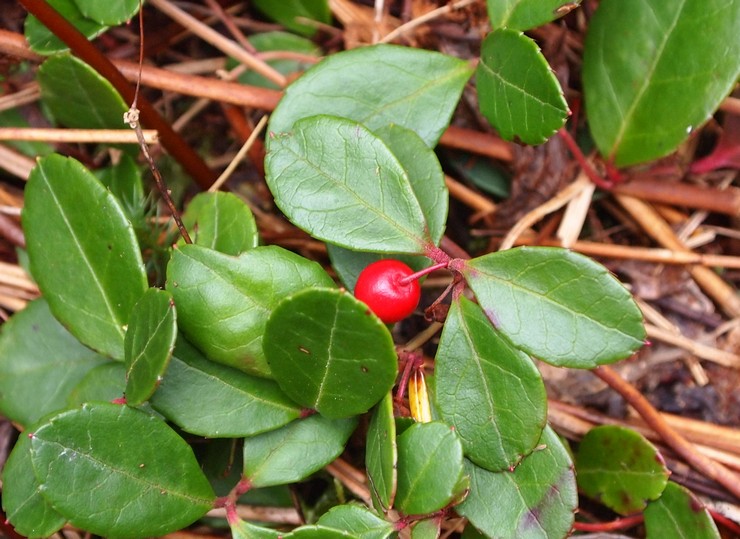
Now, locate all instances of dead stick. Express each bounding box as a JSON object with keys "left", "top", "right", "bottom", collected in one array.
[{"left": 593, "top": 365, "right": 740, "bottom": 501}]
